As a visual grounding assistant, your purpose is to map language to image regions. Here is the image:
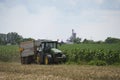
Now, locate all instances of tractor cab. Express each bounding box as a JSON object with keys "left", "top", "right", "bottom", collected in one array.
[{"left": 40, "top": 41, "right": 58, "bottom": 53}]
